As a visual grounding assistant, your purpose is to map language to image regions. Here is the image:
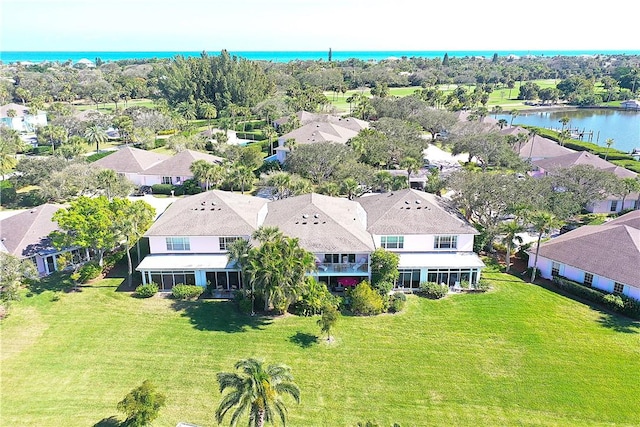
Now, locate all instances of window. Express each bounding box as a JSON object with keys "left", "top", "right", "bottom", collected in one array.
[
  {"left": 397, "top": 269, "right": 421, "bottom": 288},
  {"left": 583, "top": 272, "right": 593, "bottom": 287},
  {"left": 613, "top": 282, "right": 624, "bottom": 294},
  {"left": 634, "top": 199, "right": 640, "bottom": 210},
  {"left": 162, "top": 176, "right": 173, "bottom": 185},
  {"left": 381, "top": 236, "right": 404, "bottom": 249},
  {"left": 610, "top": 200, "right": 618, "bottom": 212},
  {"left": 551, "top": 262, "right": 560, "bottom": 276},
  {"left": 166, "top": 237, "right": 190, "bottom": 251},
  {"left": 219, "top": 236, "right": 242, "bottom": 251},
  {"left": 434, "top": 235, "right": 457, "bottom": 249}
]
